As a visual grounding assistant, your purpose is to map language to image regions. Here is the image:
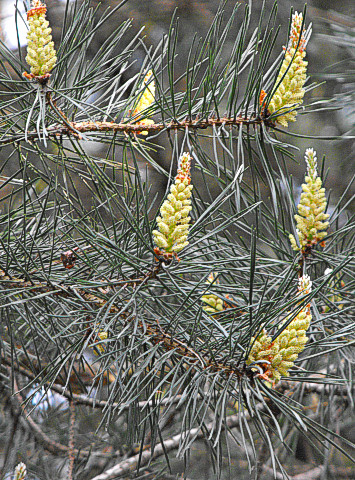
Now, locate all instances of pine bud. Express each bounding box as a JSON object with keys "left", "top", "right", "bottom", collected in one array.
[
  {"left": 260, "top": 12, "right": 309, "bottom": 127},
  {"left": 131, "top": 70, "right": 155, "bottom": 135},
  {"left": 246, "top": 275, "right": 312, "bottom": 386},
  {"left": 153, "top": 152, "right": 193, "bottom": 254},
  {"left": 289, "top": 149, "right": 329, "bottom": 252},
  {"left": 24, "top": 1, "right": 57, "bottom": 79},
  {"left": 201, "top": 273, "right": 224, "bottom": 314},
  {"left": 92, "top": 331, "right": 108, "bottom": 355}
]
